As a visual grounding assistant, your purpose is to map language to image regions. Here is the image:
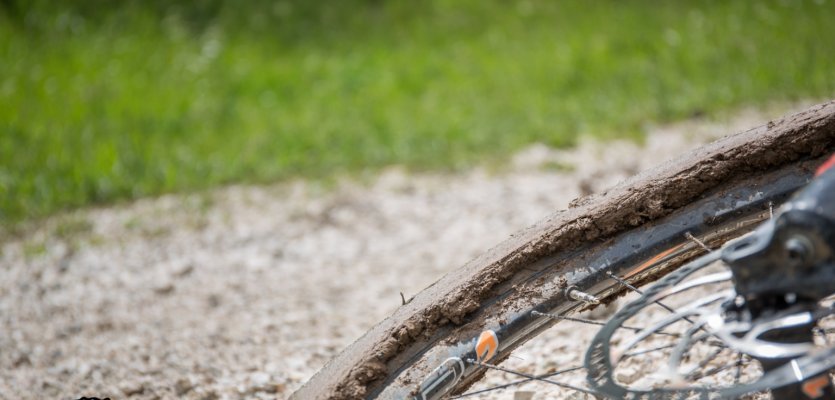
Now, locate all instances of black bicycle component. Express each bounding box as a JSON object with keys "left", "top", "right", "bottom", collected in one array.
[
  {"left": 721, "top": 167, "right": 835, "bottom": 398},
  {"left": 725, "top": 167, "right": 835, "bottom": 309},
  {"left": 586, "top": 163, "right": 835, "bottom": 399}
]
